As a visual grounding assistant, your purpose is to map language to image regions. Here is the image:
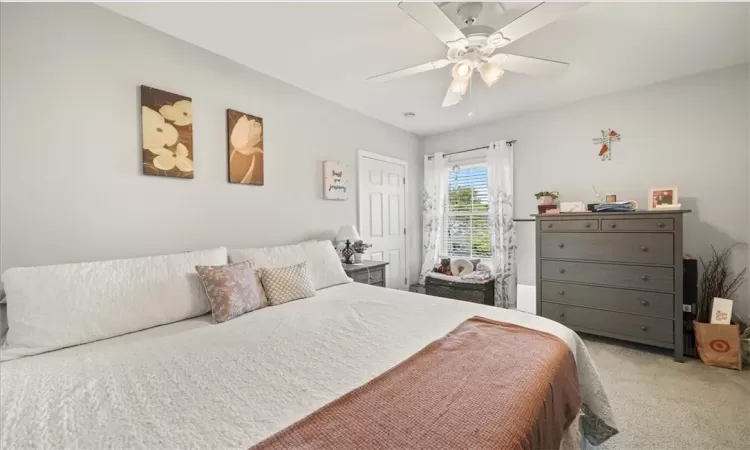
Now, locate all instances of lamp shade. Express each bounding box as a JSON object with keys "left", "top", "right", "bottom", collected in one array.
[
  {"left": 336, "top": 225, "right": 361, "bottom": 243},
  {"left": 479, "top": 62, "right": 505, "bottom": 87}
]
